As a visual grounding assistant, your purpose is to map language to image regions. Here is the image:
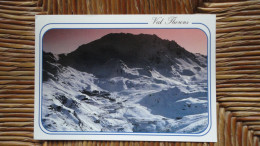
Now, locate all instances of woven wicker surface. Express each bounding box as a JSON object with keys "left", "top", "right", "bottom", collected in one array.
[{"left": 0, "top": 0, "right": 260, "bottom": 145}]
